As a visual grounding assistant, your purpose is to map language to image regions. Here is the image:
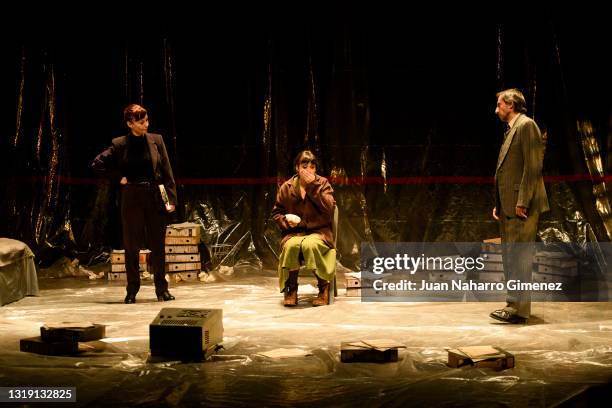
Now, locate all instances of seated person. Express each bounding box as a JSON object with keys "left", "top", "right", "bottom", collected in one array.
[{"left": 271, "top": 150, "right": 336, "bottom": 307}]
